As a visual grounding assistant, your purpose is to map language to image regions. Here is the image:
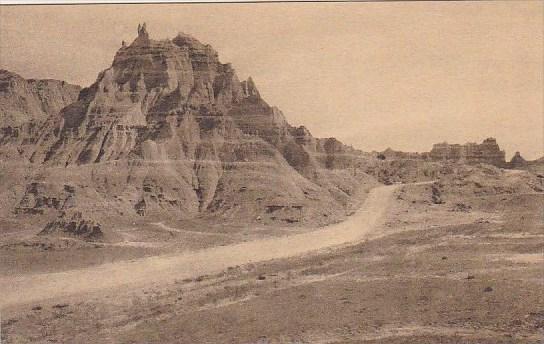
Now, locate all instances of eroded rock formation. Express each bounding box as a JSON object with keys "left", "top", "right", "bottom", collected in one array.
[
  {"left": 429, "top": 138, "right": 506, "bottom": 167},
  {"left": 0, "top": 24, "right": 373, "bottom": 230},
  {"left": 39, "top": 211, "right": 103, "bottom": 241},
  {"left": 0, "top": 70, "right": 81, "bottom": 160},
  {"left": 508, "top": 151, "right": 528, "bottom": 169}
]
